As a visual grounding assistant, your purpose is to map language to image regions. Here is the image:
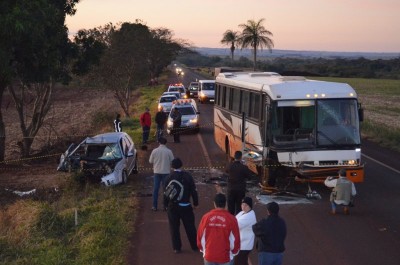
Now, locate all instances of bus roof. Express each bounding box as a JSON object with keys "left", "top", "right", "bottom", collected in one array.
[{"left": 216, "top": 72, "right": 358, "bottom": 101}]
